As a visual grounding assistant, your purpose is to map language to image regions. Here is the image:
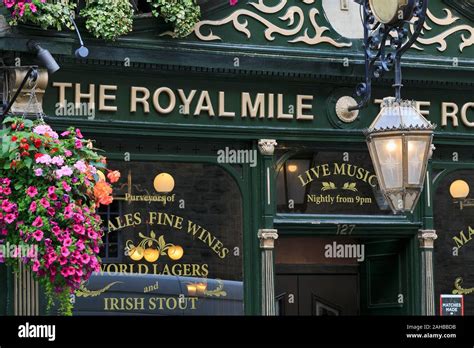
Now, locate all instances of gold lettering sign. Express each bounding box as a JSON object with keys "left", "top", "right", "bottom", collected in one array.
[
  {"left": 298, "top": 163, "right": 377, "bottom": 188},
  {"left": 453, "top": 226, "right": 474, "bottom": 249}
]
